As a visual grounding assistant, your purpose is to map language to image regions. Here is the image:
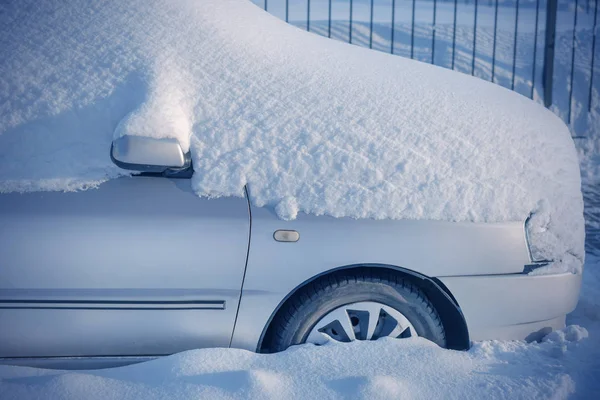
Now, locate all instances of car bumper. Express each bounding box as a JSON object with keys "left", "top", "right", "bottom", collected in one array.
[{"left": 438, "top": 271, "right": 582, "bottom": 342}]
